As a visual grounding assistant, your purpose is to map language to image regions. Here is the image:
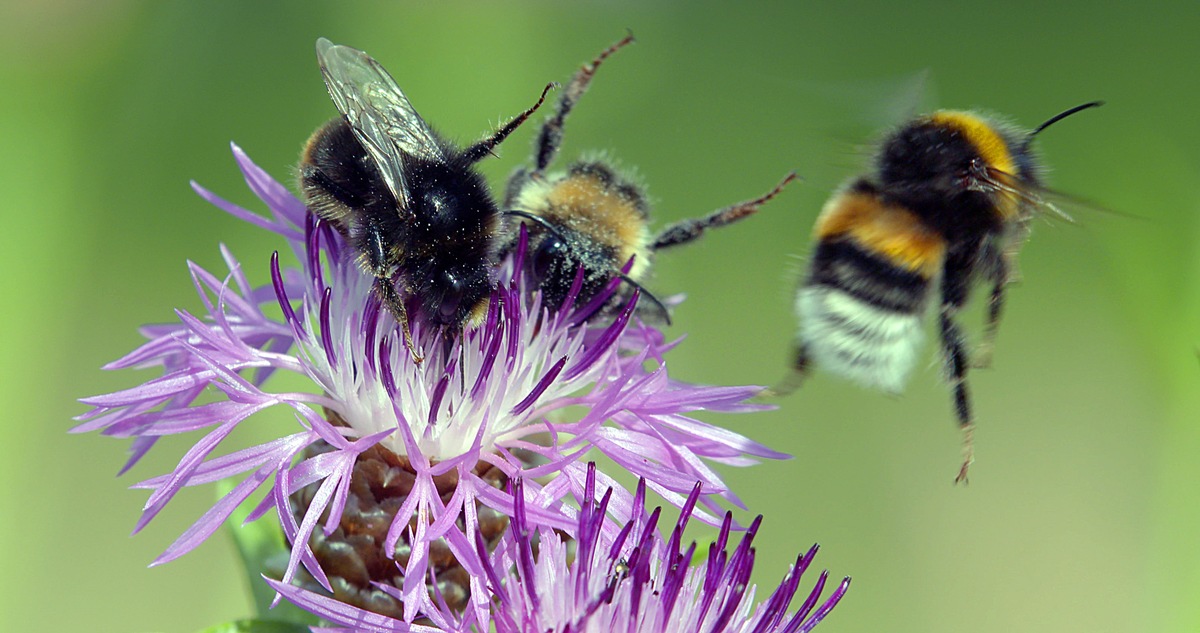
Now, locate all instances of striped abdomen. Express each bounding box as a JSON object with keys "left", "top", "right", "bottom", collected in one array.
[{"left": 797, "top": 183, "right": 945, "bottom": 393}]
